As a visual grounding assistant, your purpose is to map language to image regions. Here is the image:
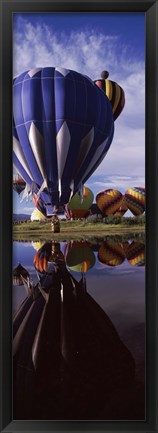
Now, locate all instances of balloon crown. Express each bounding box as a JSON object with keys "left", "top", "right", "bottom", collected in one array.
[{"left": 100, "top": 70, "right": 109, "bottom": 79}]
